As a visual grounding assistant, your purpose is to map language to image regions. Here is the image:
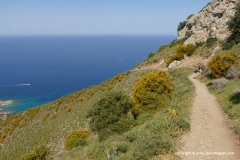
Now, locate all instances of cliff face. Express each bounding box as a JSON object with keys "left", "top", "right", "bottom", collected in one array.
[{"left": 178, "top": 0, "right": 239, "bottom": 44}]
